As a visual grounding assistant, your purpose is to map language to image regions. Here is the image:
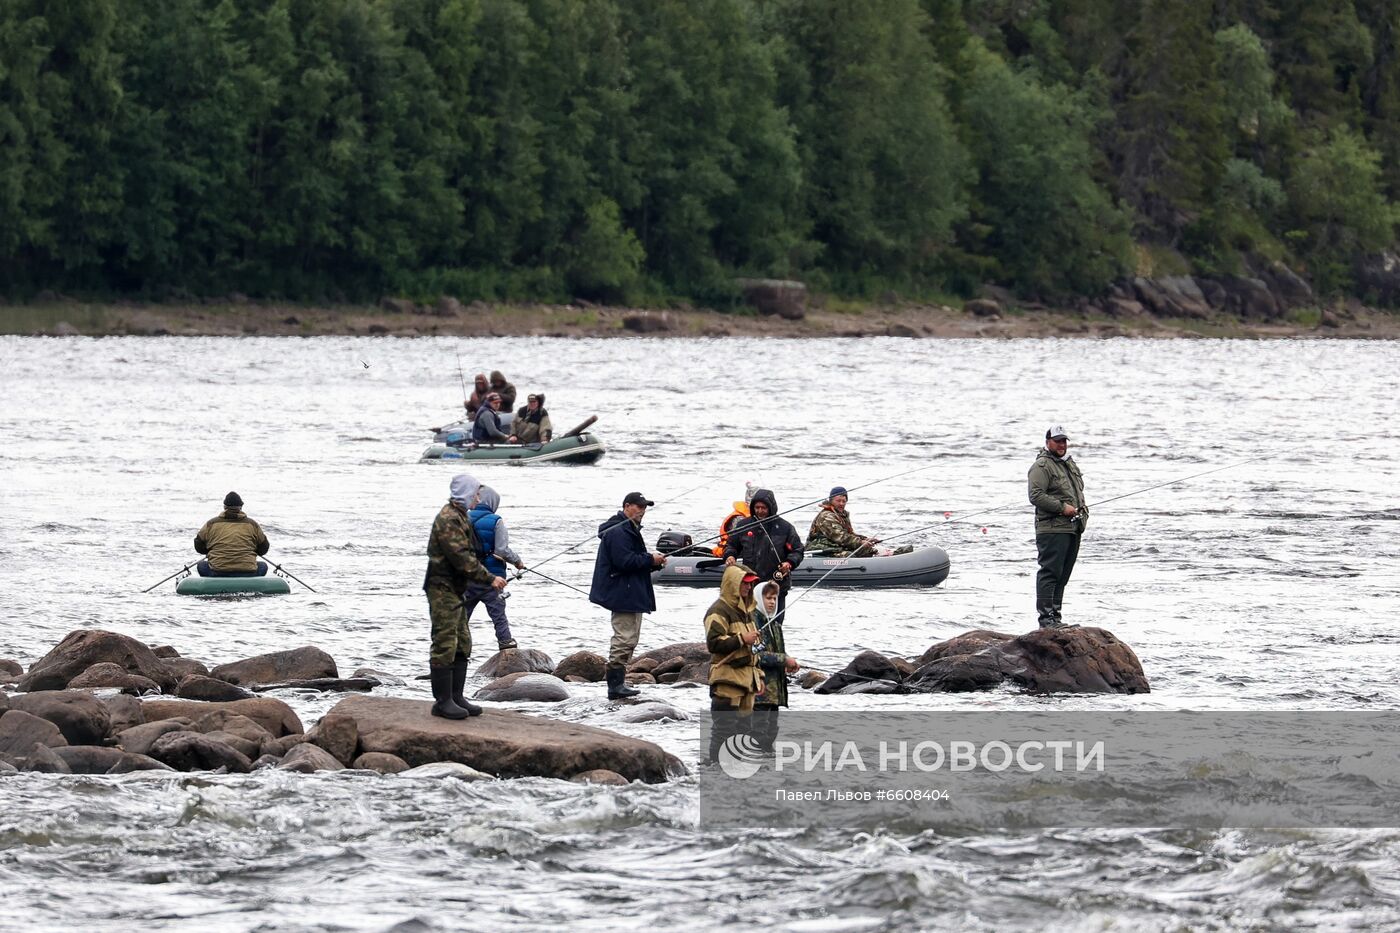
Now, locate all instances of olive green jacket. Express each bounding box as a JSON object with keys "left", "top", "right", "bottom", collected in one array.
[
  {"left": 807, "top": 504, "right": 863, "bottom": 551},
  {"left": 1028, "top": 448, "right": 1087, "bottom": 534},
  {"left": 705, "top": 566, "right": 764, "bottom": 694},
  {"left": 194, "top": 509, "right": 269, "bottom": 572},
  {"left": 423, "top": 501, "right": 497, "bottom": 592}
]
